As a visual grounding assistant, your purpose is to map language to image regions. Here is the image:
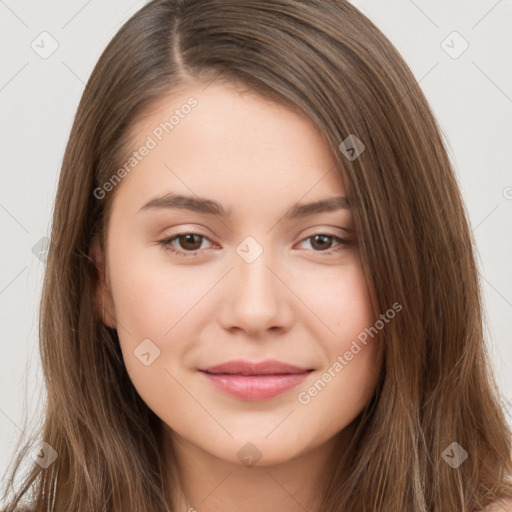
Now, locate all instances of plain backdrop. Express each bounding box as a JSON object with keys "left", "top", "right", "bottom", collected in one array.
[{"left": 1, "top": 0, "right": 511, "bottom": 485}]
